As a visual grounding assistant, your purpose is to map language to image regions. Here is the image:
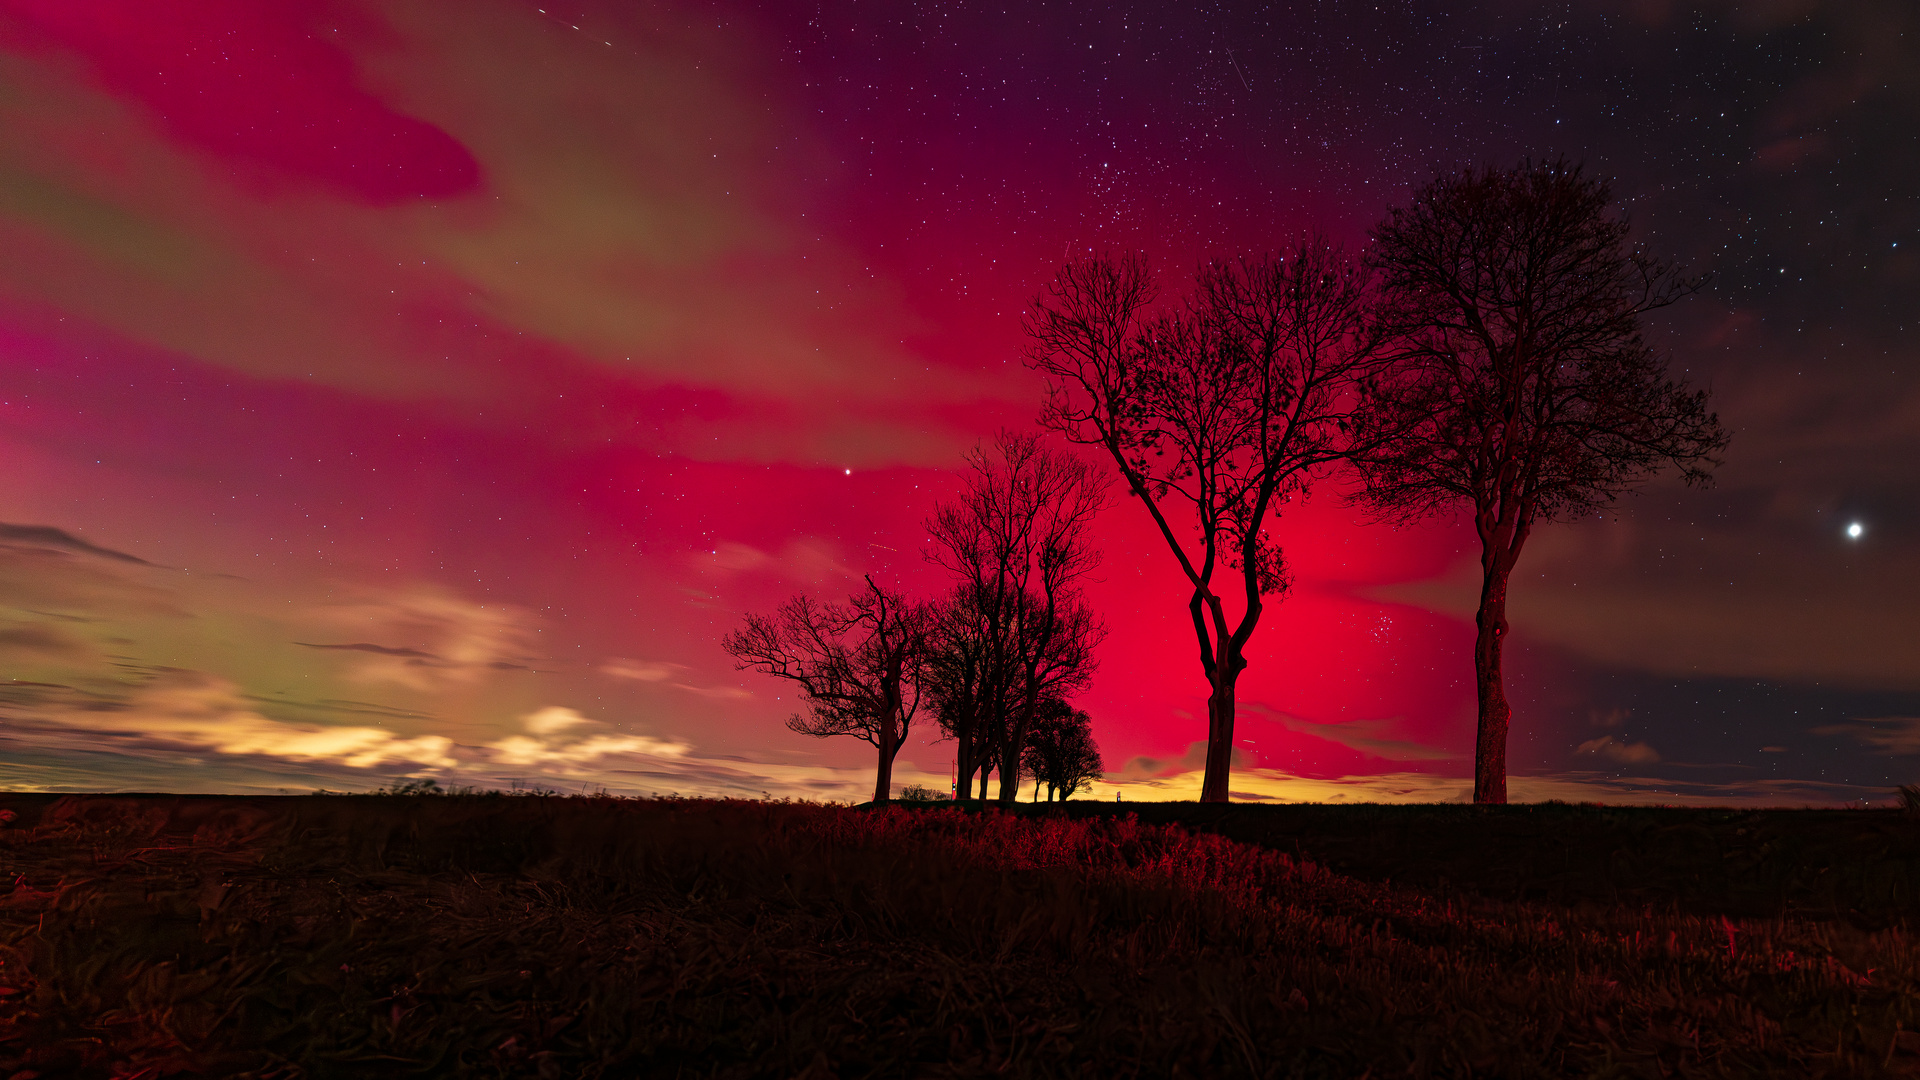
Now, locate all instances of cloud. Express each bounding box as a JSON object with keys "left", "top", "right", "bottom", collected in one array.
[
  {"left": 1575, "top": 736, "right": 1662, "bottom": 765},
  {"left": 483, "top": 704, "right": 689, "bottom": 768},
  {"left": 296, "top": 641, "right": 437, "bottom": 658},
  {"left": 1589, "top": 707, "right": 1630, "bottom": 729},
  {"left": 522, "top": 705, "right": 595, "bottom": 737},
  {"left": 707, "top": 542, "right": 772, "bottom": 574},
  {"left": 599, "top": 658, "right": 681, "bottom": 682},
  {"left": 0, "top": 676, "right": 824, "bottom": 798},
  {"left": 0, "top": 670, "right": 456, "bottom": 770},
  {"left": 485, "top": 734, "right": 691, "bottom": 768},
  {"left": 302, "top": 586, "right": 539, "bottom": 691},
  {"left": 672, "top": 683, "right": 752, "bottom": 701},
  {"left": 0, "top": 523, "right": 157, "bottom": 566},
  {"left": 694, "top": 538, "right": 852, "bottom": 585},
  {"left": 1115, "top": 741, "right": 1252, "bottom": 780},
  {"left": 598, "top": 658, "right": 749, "bottom": 699},
  {"left": 1246, "top": 704, "right": 1456, "bottom": 762},
  {"left": 0, "top": 530, "right": 183, "bottom": 619},
  {"left": 0, "top": 623, "right": 90, "bottom": 660},
  {"left": 1812, "top": 717, "right": 1920, "bottom": 756}
]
